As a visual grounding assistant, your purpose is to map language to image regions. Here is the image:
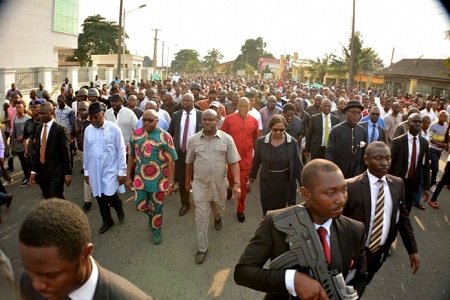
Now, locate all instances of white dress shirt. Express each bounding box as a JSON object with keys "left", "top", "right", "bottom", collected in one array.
[
  {"left": 179, "top": 110, "right": 197, "bottom": 149},
  {"left": 40, "top": 118, "right": 54, "bottom": 141},
  {"left": 366, "top": 172, "right": 393, "bottom": 248},
  {"left": 68, "top": 256, "right": 99, "bottom": 300},
  {"left": 104, "top": 106, "right": 138, "bottom": 147},
  {"left": 406, "top": 133, "right": 420, "bottom": 178},
  {"left": 321, "top": 113, "right": 332, "bottom": 146}
]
